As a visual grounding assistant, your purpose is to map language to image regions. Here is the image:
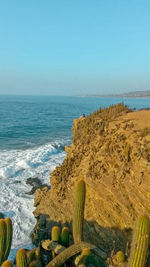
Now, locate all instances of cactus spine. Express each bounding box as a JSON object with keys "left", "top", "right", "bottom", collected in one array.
[
  {"left": 73, "top": 180, "right": 86, "bottom": 243},
  {"left": 3, "top": 218, "right": 13, "bottom": 261},
  {"left": 16, "top": 248, "right": 28, "bottom": 267},
  {"left": 1, "top": 260, "right": 13, "bottom": 267},
  {"left": 129, "top": 214, "right": 150, "bottom": 267},
  {"left": 0, "top": 219, "right": 6, "bottom": 264},
  {"left": 60, "top": 227, "right": 69, "bottom": 247}
]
